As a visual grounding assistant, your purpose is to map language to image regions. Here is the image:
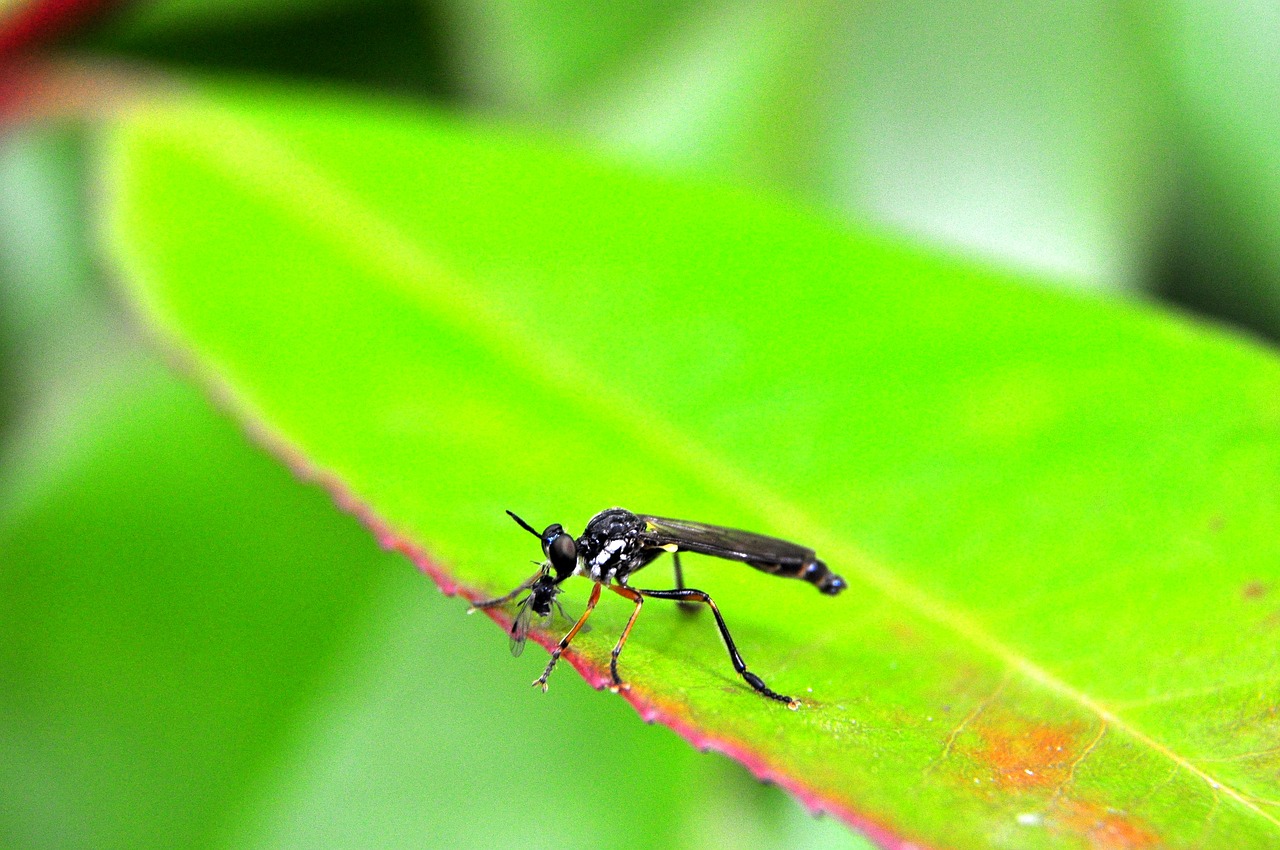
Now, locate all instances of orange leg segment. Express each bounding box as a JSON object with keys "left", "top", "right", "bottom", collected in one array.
[
  {"left": 607, "top": 584, "right": 644, "bottom": 689},
  {"left": 534, "top": 582, "right": 602, "bottom": 692}
]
